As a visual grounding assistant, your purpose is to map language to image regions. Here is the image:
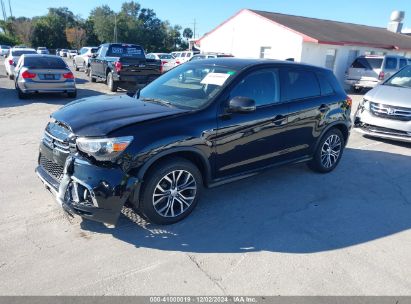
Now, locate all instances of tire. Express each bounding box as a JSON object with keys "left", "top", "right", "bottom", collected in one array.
[
  {"left": 138, "top": 158, "right": 203, "bottom": 225},
  {"left": 16, "top": 85, "right": 27, "bottom": 99},
  {"left": 73, "top": 61, "right": 79, "bottom": 71},
  {"left": 89, "top": 68, "right": 96, "bottom": 83},
  {"left": 307, "top": 128, "right": 345, "bottom": 173},
  {"left": 352, "top": 86, "right": 362, "bottom": 93},
  {"left": 107, "top": 72, "right": 117, "bottom": 92},
  {"left": 67, "top": 90, "right": 77, "bottom": 98},
  {"left": 9, "top": 73, "right": 14, "bottom": 80}
]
